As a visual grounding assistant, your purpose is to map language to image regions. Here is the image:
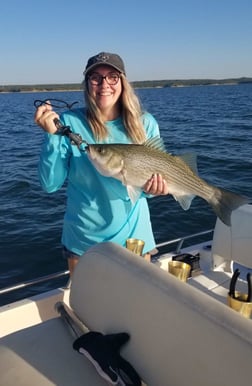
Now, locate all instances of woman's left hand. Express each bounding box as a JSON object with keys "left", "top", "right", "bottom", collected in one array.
[{"left": 143, "top": 173, "right": 169, "bottom": 196}]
